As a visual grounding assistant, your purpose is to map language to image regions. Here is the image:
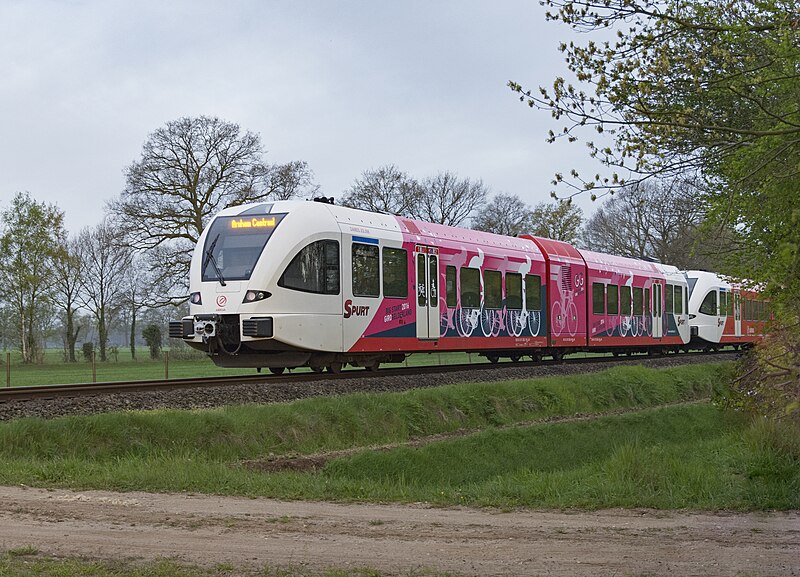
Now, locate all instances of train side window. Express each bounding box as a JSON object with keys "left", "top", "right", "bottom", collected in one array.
[
  {"left": 445, "top": 266, "right": 457, "bottom": 308},
  {"left": 633, "top": 287, "right": 643, "bottom": 315},
  {"left": 278, "top": 239, "right": 340, "bottom": 295},
  {"left": 699, "top": 290, "right": 717, "bottom": 315},
  {"left": 525, "top": 274, "right": 542, "bottom": 311},
  {"left": 674, "top": 285, "right": 683, "bottom": 315},
  {"left": 592, "top": 283, "right": 605, "bottom": 315},
  {"left": 620, "top": 285, "right": 632, "bottom": 316},
  {"left": 645, "top": 288, "right": 651, "bottom": 315},
  {"left": 506, "top": 273, "right": 522, "bottom": 310},
  {"left": 592, "top": 282, "right": 606, "bottom": 315},
  {"left": 460, "top": 267, "right": 480, "bottom": 308},
  {"left": 382, "top": 247, "right": 407, "bottom": 299},
  {"left": 484, "top": 270, "right": 502, "bottom": 309},
  {"left": 607, "top": 284, "right": 619, "bottom": 315},
  {"left": 721, "top": 291, "right": 729, "bottom": 317},
  {"left": 665, "top": 283, "right": 674, "bottom": 314},
  {"left": 352, "top": 243, "right": 380, "bottom": 297}
]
